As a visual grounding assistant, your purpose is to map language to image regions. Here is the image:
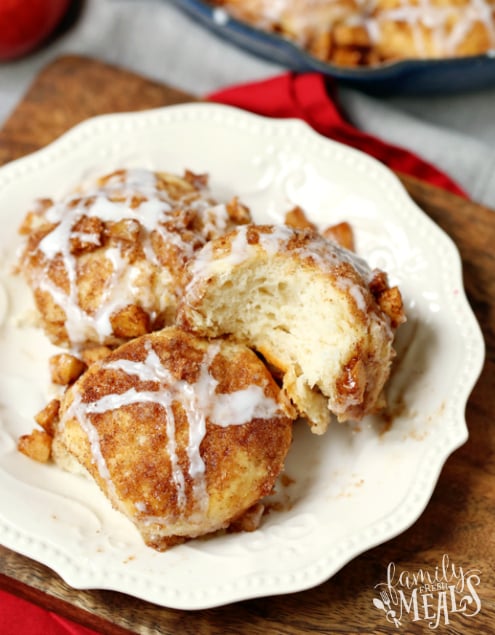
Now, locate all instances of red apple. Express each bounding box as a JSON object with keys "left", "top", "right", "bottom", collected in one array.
[{"left": 0, "top": 0, "right": 71, "bottom": 61}]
